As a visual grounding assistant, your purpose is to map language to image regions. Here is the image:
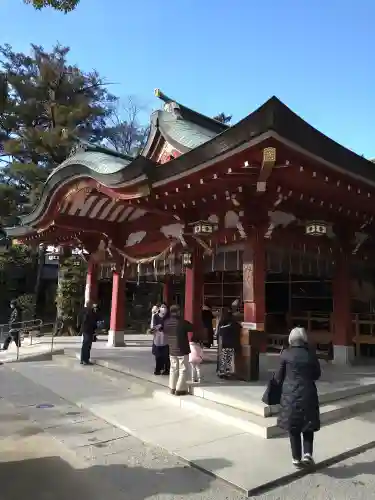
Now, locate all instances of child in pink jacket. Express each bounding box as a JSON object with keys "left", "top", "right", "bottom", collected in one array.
[{"left": 189, "top": 333, "right": 203, "bottom": 383}]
